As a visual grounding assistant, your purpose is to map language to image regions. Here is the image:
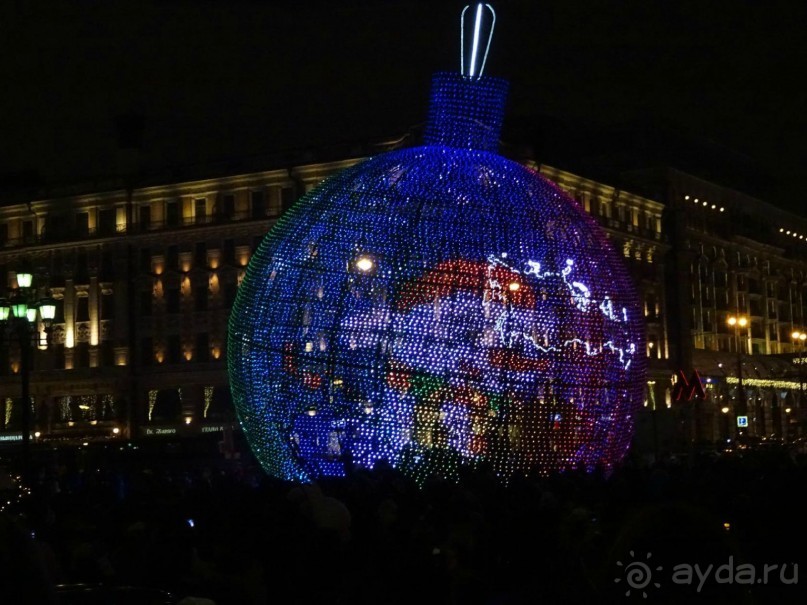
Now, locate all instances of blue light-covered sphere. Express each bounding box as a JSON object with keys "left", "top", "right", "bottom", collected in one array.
[{"left": 229, "top": 73, "right": 645, "bottom": 484}]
